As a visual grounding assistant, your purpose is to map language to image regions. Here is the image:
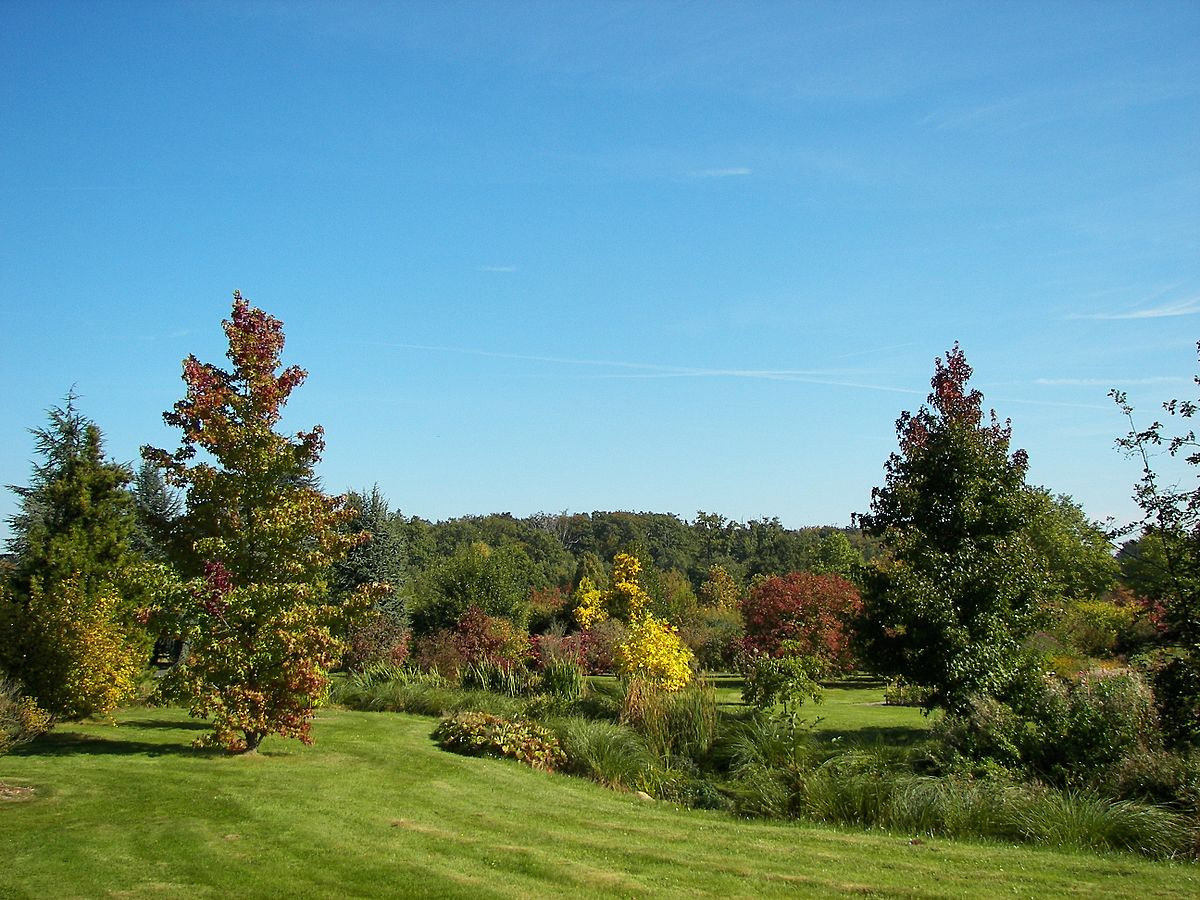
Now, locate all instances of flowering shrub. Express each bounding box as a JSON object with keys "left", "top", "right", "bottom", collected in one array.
[
  {"left": 433, "top": 711, "right": 565, "bottom": 771},
  {"left": 739, "top": 572, "right": 862, "bottom": 674},
  {"left": 615, "top": 613, "right": 693, "bottom": 693}
]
